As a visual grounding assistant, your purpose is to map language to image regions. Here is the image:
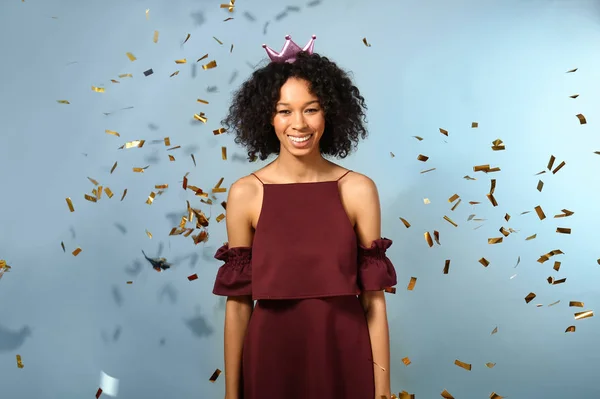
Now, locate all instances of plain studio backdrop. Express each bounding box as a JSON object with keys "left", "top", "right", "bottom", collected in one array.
[{"left": 1, "top": 0, "right": 599, "bottom": 398}]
